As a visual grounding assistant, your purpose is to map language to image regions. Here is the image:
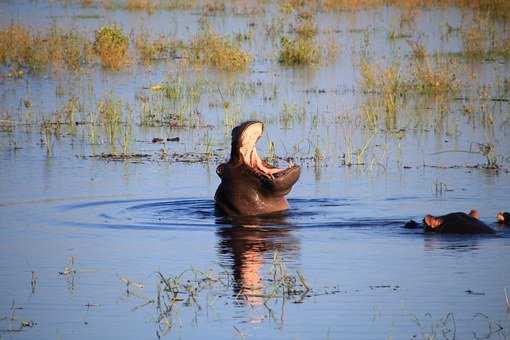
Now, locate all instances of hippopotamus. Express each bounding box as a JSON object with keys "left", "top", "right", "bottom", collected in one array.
[
  {"left": 497, "top": 212, "right": 510, "bottom": 225},
  {"left": 422, "top": 210, "right": 495, "bottom": 234},
  {"left": 214, "top": 121, "right": 301, "bottom": 216}
]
